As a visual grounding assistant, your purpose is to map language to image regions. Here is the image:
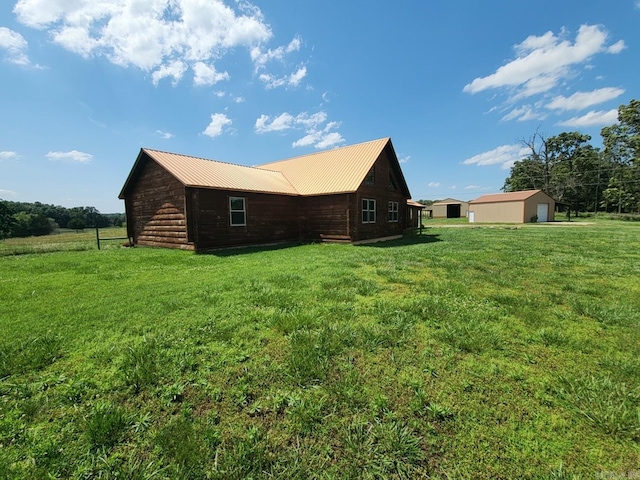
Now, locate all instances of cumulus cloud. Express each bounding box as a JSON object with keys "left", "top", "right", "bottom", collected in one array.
[
  {"left": 46, "top": 150, "right": 93, "bottom": 163},
  {"left": 156, "top": 130, "right": 174, "bottom": 139},
  {"left": 0, "top": 27, "right": 31, "bottom": 65},
  {"left": 464, "top": 25, "right": 624, "bottom": 99},
  {"left": 462, "top": 144, "right": 530, "bottom": 170},
  {"left": 0, "top": 151, "right": 18, "bottom": 160},
  {"left": 193, "top": 62, "right": 229, "bottom": 86},
  {"left": 255, "top": 111, "right": 343, "bottom": 149},
  {"left": 427, "top": 182, "right": 440, "bottom": 188},
  {"left": 250, "top": 36, "right": 301, "bottom": 69},
  {"left": 557, "top": 109, "right": 618, "bottom": 127},
  {"left": 13, "top": 0, "right": 272, "bottom": 85},
  {"left": 398, "top": 155, "right": 411, "bottom": 164},
  {"left": 502, "top": 105, "right": 547, "bottom": 122},
  {"left": 546, "top": 87, "right": 625, "bottom": 111},
  {"left": 202, "top": 113, "right": 232, "bottom": 138}
]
